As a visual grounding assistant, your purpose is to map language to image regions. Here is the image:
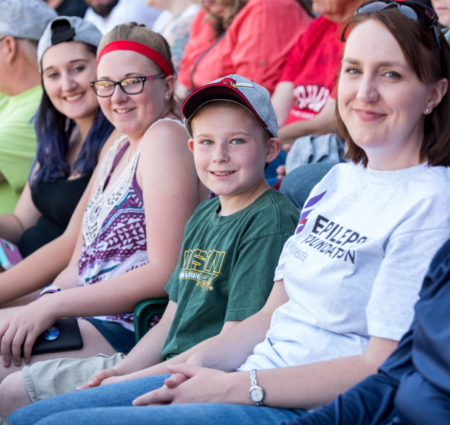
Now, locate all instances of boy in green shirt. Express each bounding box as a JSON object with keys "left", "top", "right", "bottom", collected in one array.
[{"left": 1, "top": 74, "right": 299, "bottom": 414}]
